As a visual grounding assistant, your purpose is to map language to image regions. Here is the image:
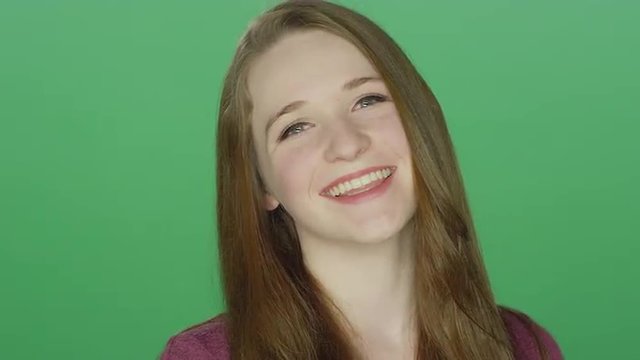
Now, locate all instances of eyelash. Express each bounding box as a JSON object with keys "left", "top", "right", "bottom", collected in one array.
[{"left": 278, "top": 94, "right": 388, "bottom": 141}]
